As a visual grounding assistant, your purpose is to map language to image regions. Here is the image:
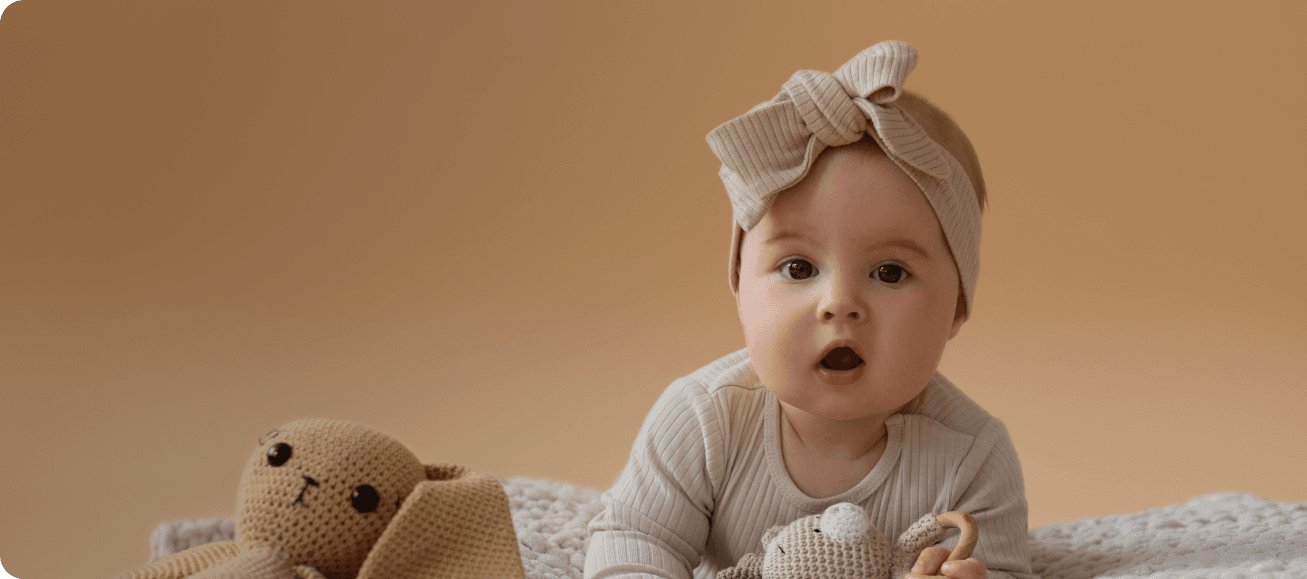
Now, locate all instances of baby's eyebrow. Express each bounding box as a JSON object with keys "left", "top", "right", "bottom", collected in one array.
[
  {"left": 762, "top": 231, "right": 817, "bottom": 245},
  {"left": 877, "top": 238, "right": 932, "bottom": 260},
  {"left": 766, "top": 231, "right": 933, "bottom": 260}
]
